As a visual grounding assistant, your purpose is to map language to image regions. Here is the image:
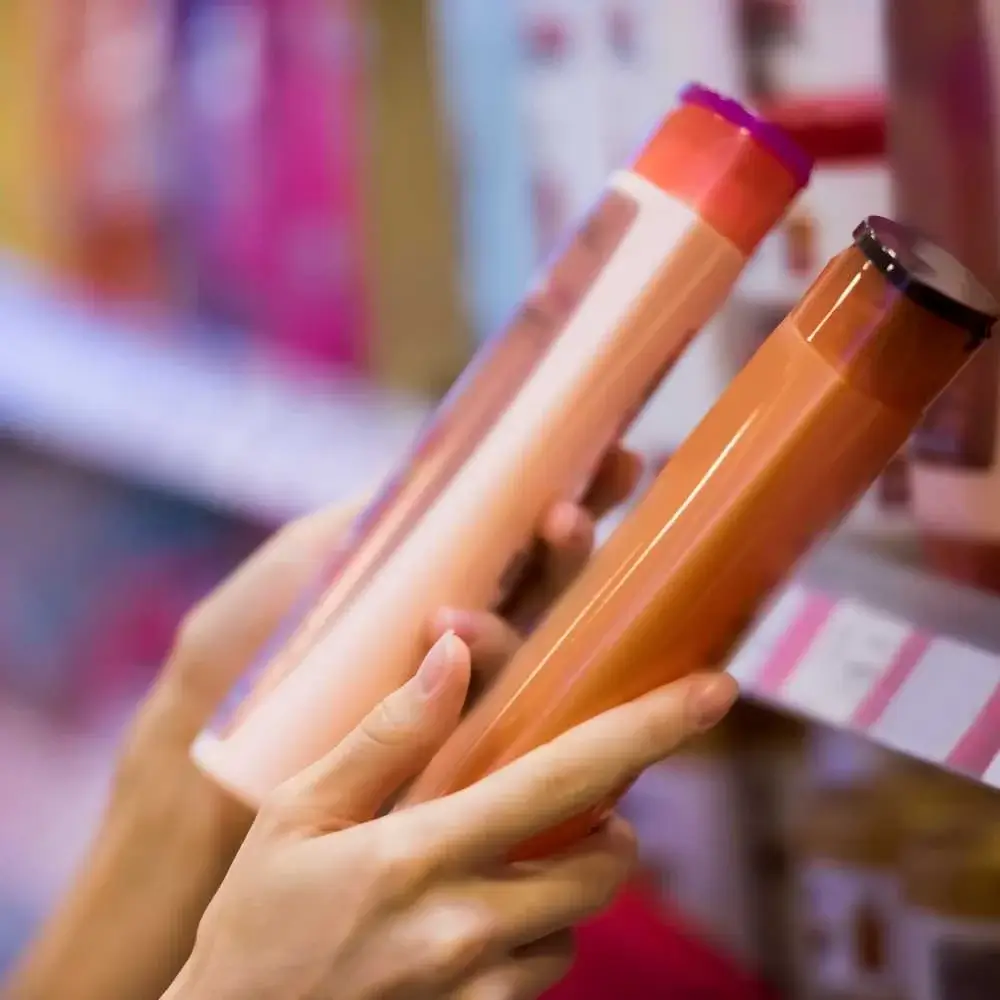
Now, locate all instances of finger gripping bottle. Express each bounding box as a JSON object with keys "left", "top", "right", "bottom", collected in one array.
[{"left": 403, "top": 217, "right": 999, "bottom": 859}]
